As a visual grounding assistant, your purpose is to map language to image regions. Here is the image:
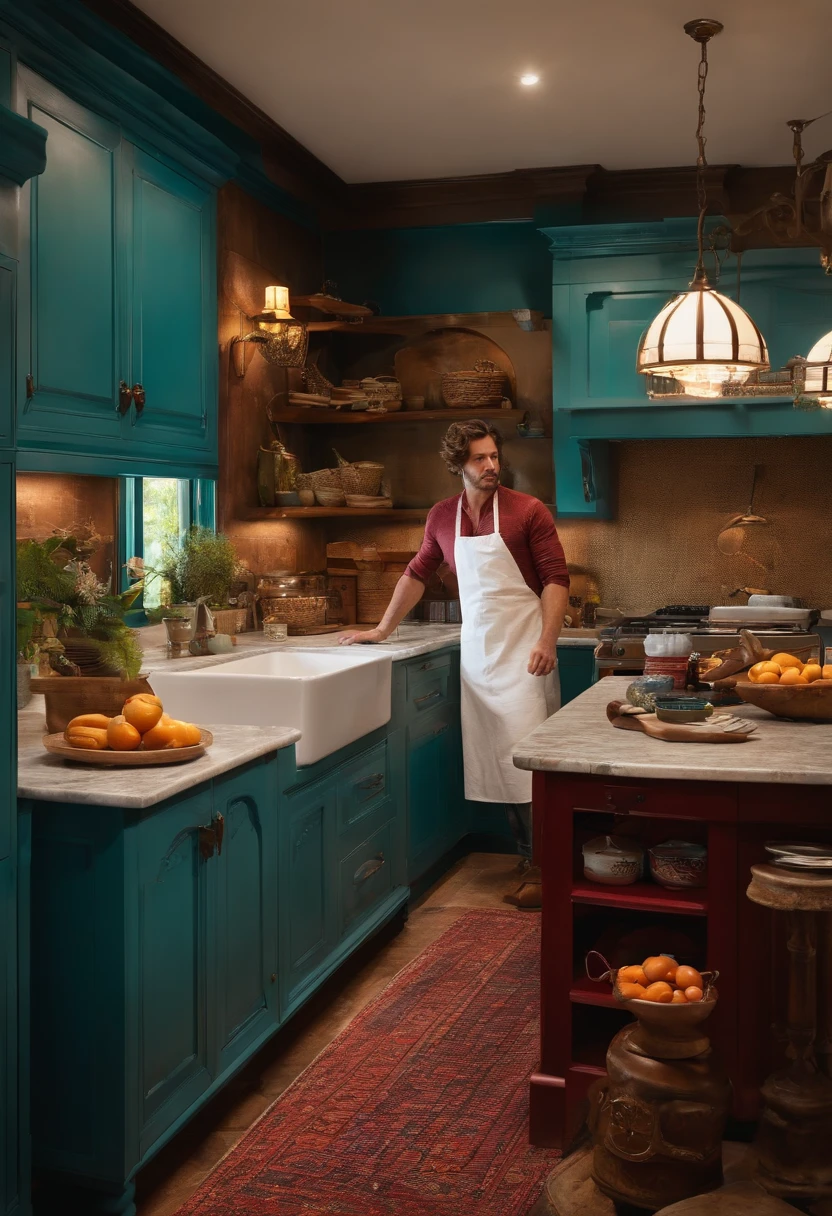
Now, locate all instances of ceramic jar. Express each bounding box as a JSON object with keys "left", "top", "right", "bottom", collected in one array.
[
  {"left": 583, "top": 835, "right": 644, "bottom": 886},
  {"left": 649, "top": 840, "right": 708, "bottom": 888}
]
